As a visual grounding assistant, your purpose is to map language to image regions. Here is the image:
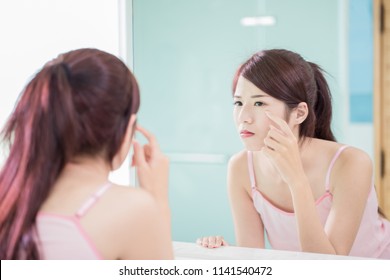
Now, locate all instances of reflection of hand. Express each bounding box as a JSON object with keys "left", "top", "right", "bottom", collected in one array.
[
  {"left": 132, "top": 126, "right": 169, "bottom": 204},
  {"left": 262, "top": 112, "right": 306, "bottom": 188},
  {"left": 196, "top": 236, "right": 229, "bottom": 248}
]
